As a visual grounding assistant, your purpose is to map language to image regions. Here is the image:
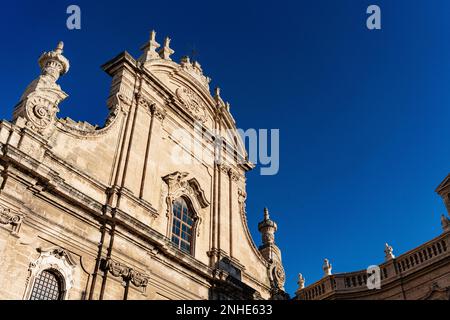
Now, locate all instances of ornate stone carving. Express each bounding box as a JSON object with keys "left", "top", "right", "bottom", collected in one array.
[
  {"left": 323, "top": 259, "right": 332, "bottom": 277},
  {"left": 139, "top": 30, "right": 161, "bottom": 63},
  {"left": 218, "top": 163, "right": 230, "bottom": 175},
  {"left": 106, "top": 259, "right": 130, "bottom": 279},
  {"left": 0, "top": 206, "right": 22, "bottom": 235},
  {"left": 162, "top": 172, "right": 209, "bottom": 238},
  {"left": 297, "top": 273, "right": 306, "bottom": 290},
  {"left": 258, "top": 208, "right": 277, "bottom": 246},
  {"left": 13, "top": 42, "right": 69, "bottom": 134},
  {"left": 384, "top": 243, "right": 395, "bottom": 261},
  {"left": 229, "top": 169, "right": 240, "bottom": 182},
  {"left": 180, "top": 56, "right": 212, "bottom": 89},
  {"left": 158, "top": 37, "right": 175, "bottom": 61},
  {"left": 130, "top": 270, "right": 149, "bottom": 288},
  {"left": 24, "top": 247, "right": 77, "bottom": 300},
  {"left": 104, "top": 259, "right": 149, "bottom": 289},
  {"left": 150, "top": 103, "right": 166, "bottom": 122},
  {"left": 237, "top": 189, "right": 247, "bottom": 221},
  {"left": 271, "top": 262, "right": 286, "bottom": 289},
  {"left": 163, "top": 172, "right": 209, "bottom": 211},
  {"left": 176, "top": 86, "right": 208, "bottom": 123}
]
